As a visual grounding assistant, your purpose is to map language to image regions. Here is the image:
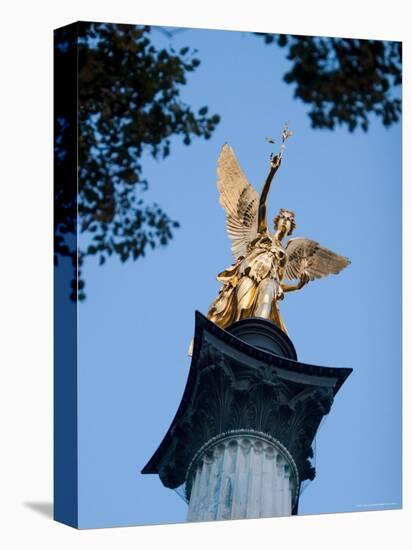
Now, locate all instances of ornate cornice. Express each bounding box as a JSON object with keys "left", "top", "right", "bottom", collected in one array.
[{"left": 142, "top": 311, "right": 352, "bottom": 506}]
